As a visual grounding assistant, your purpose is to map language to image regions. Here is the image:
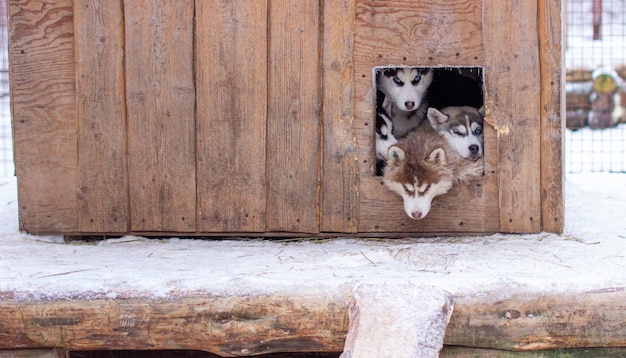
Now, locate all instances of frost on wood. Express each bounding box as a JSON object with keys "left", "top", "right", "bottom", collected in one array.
[{"left": 341, "top": 284, "right": 454, "bottom": 358}]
